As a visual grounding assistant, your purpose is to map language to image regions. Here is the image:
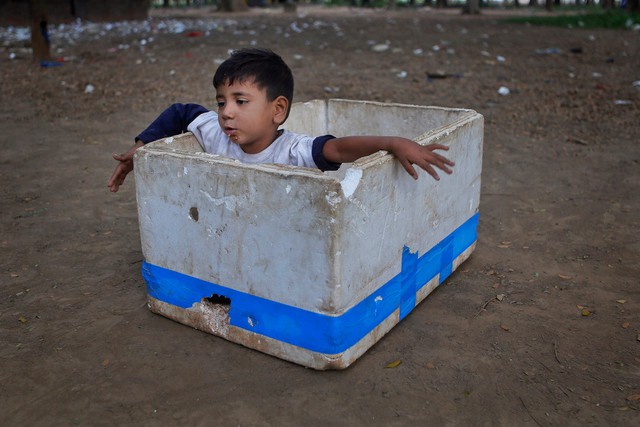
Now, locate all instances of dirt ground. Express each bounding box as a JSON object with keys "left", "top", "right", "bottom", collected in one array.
[{"left": 1, "top": 5, "right": 639, "bottom": 426}]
